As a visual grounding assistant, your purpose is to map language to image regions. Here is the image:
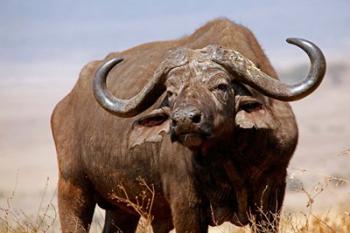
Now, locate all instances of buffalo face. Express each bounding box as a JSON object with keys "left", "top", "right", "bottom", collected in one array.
[{"left": 164, "top": 51, "right": 236, "bottom": 149}]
